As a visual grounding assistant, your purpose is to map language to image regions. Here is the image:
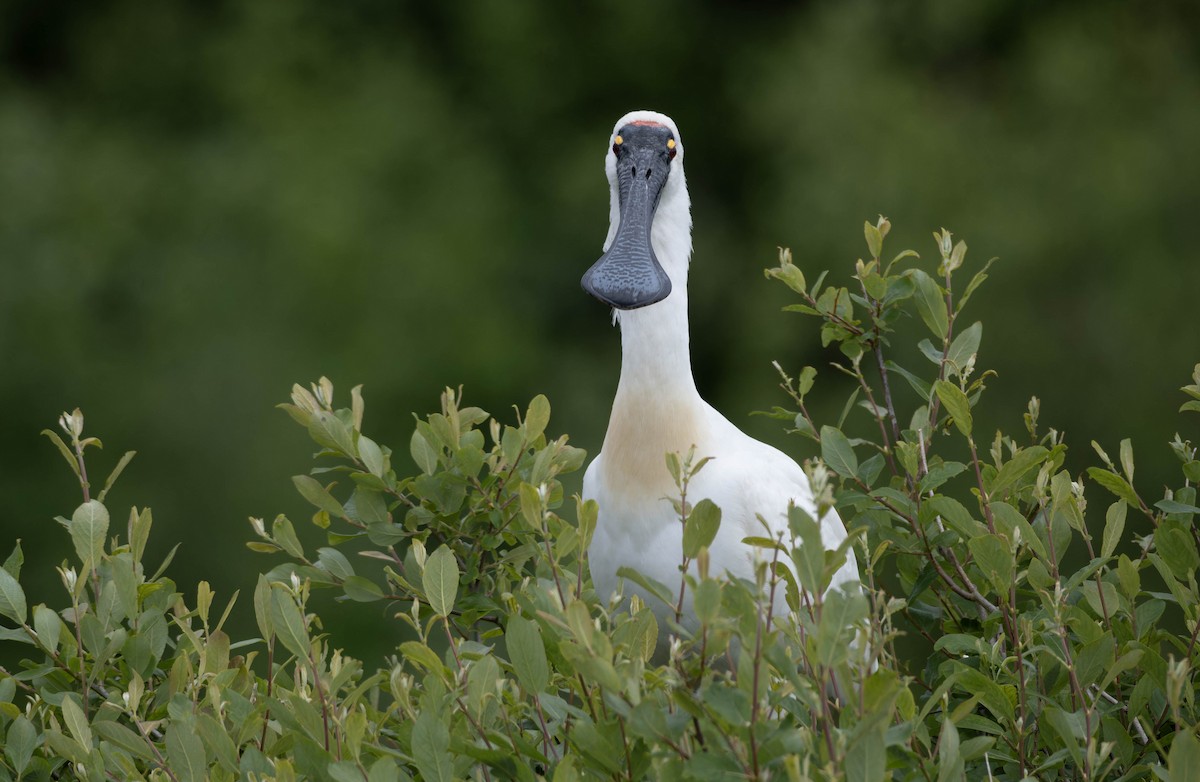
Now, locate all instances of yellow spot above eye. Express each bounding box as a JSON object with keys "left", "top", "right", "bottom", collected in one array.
[
  {"left": 614, "top": 135, "right": 623, "bottom": 145},
  {"left": 667, "top": 139, "right": 676, "bottom": 149}
]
